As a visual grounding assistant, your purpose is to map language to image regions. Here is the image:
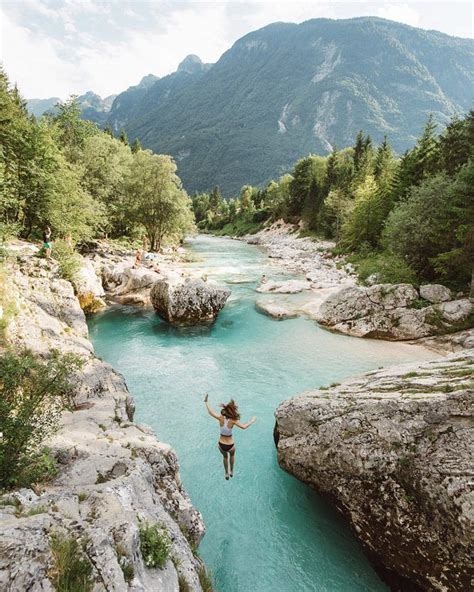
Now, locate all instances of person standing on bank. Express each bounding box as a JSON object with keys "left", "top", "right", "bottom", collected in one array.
[
  {"left": 204, "top": 394, "right": 256, "bottom": 480},
  {"left": 43, "top": 226, "right": 52, "bottom": 259}
]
